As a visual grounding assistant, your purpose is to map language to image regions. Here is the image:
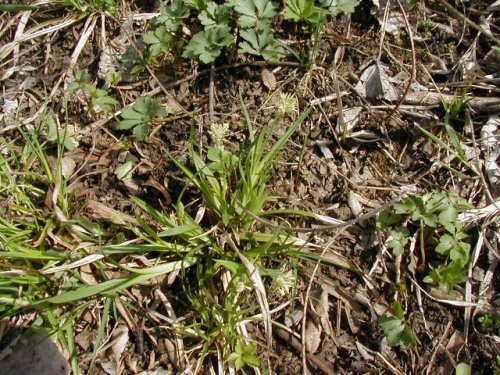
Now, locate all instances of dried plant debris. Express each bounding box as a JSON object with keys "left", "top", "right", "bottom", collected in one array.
[
  {"left": 1, "top": 0, "right": 499, "bottom": 374},
  {"left": 355, "top": 60, "right": 399, "bottom": 101}
]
